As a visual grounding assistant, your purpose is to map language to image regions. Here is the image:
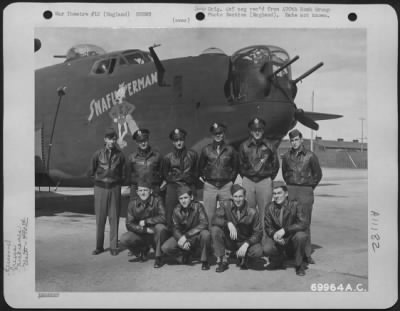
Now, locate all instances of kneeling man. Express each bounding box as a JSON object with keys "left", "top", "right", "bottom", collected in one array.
[
  {"left": 119, "top": 178, "right": 169, "bottom": 268},
  {"left": 263, "top": 182, "right": 309, "bottom": 276},
  {"left": 211, "top": 184, "right": 263, "bottom": 273},
  {"left": 161, "top": 185, "right": 211, "bottom": 270}
]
